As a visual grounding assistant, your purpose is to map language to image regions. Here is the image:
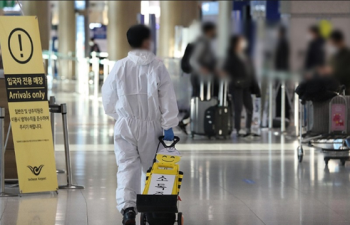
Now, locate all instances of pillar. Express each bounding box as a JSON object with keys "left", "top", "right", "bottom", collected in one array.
[
  {"left": 158, "top": 1, "right": 199, "bottom": 58},
  {"left": 217, "top": 1, "right": 233, "bottom": 58},
  {"left": 107, "top": 1, "right": 141, "bottom": 61},
  {"left": 58, "top": 1, "right": 76, "bottom": 79},
  {"left": 22, "top": 1, "right": 51, "bottom": 51}
]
